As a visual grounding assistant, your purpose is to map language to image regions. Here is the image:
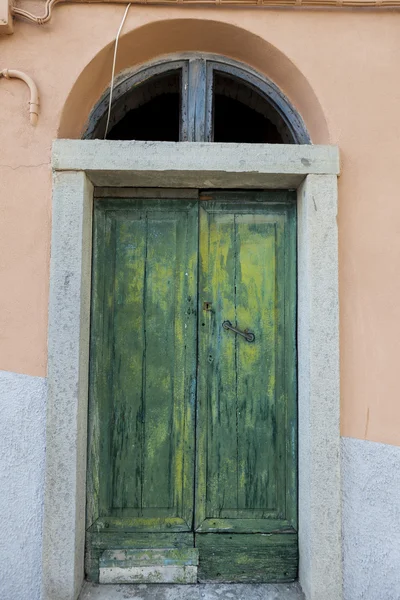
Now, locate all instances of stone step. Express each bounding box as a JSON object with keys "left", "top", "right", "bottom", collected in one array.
[
  {"left": 99, "top": 548, "right": 199, "bottom": 584},
  {"left": 80, "top": 582, "right": 305, "bottom": 599}
]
